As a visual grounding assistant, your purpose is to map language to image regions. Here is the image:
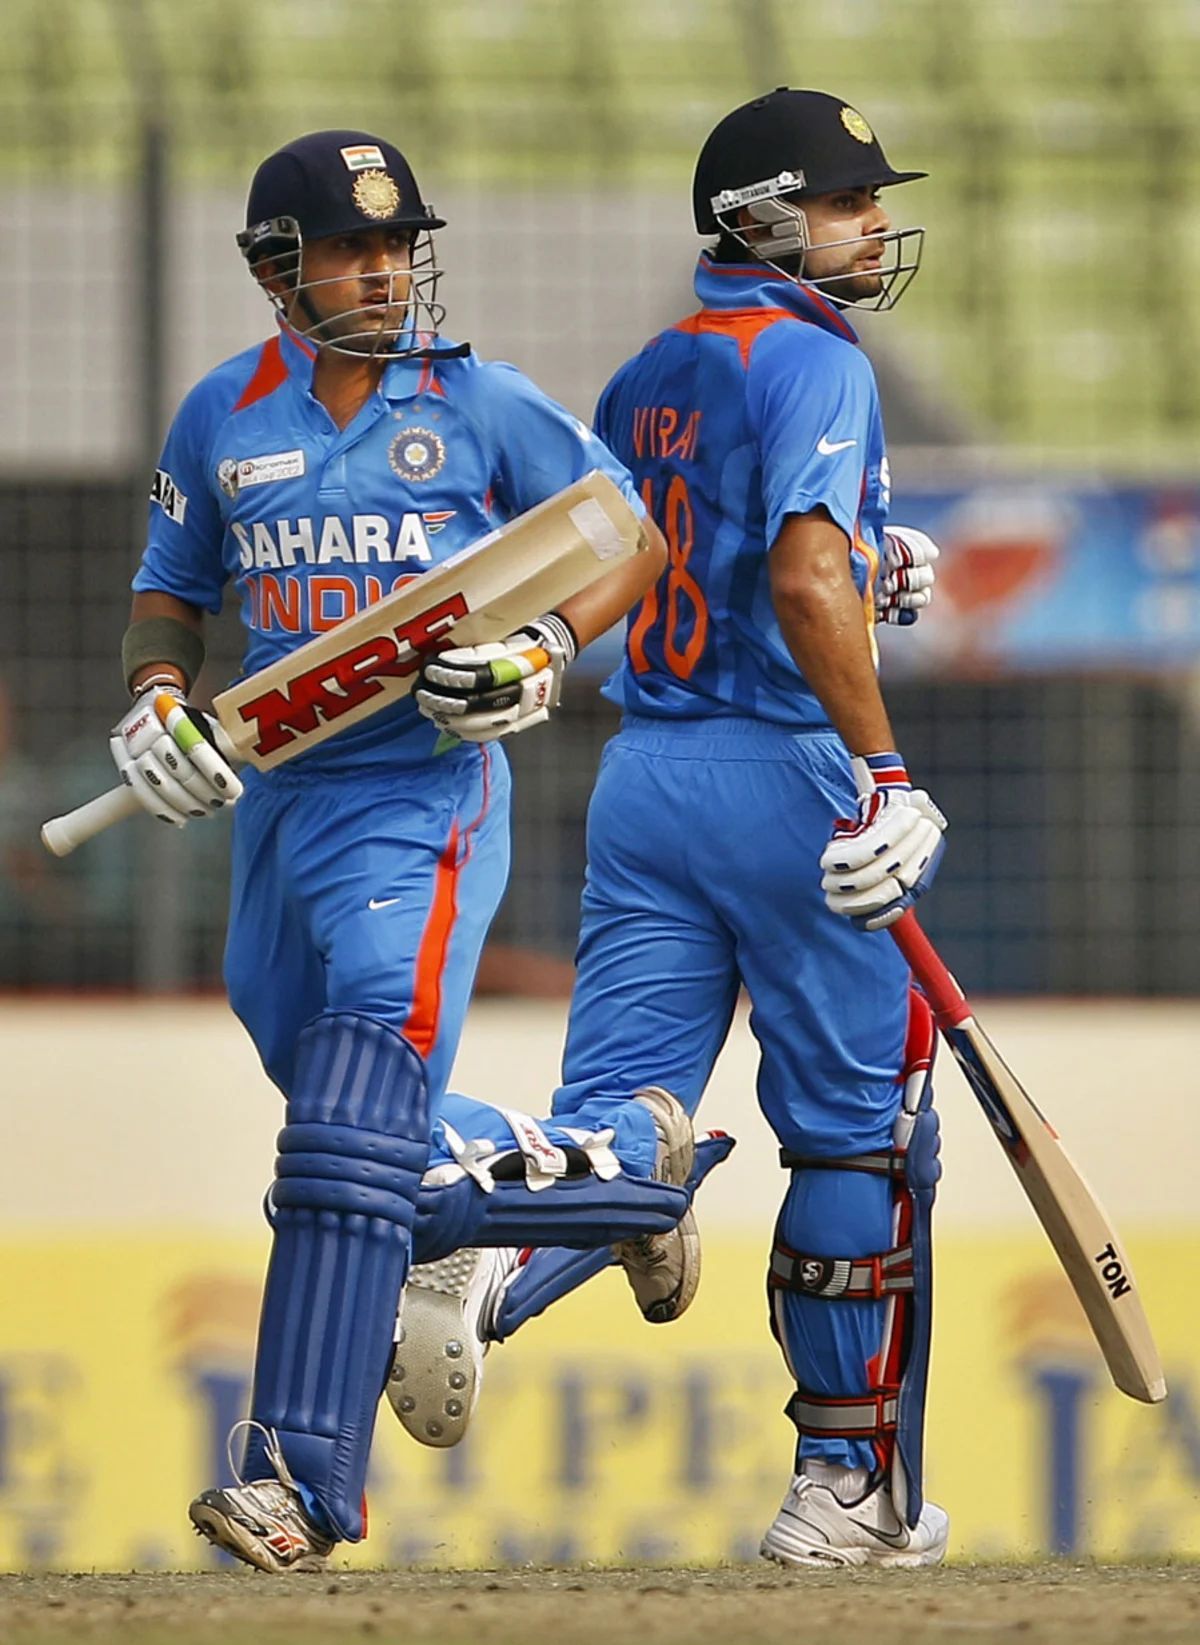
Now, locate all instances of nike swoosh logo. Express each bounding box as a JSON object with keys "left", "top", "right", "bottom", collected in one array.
[
  {"left": 817, "top": 434, "right": 857, "bottom": 455},
  {"left": 368, "top": 896, "right": 402, "bottom": 911},
  {"left": 848, "top": 1517, "right": 909, "bottom": 1548}
]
